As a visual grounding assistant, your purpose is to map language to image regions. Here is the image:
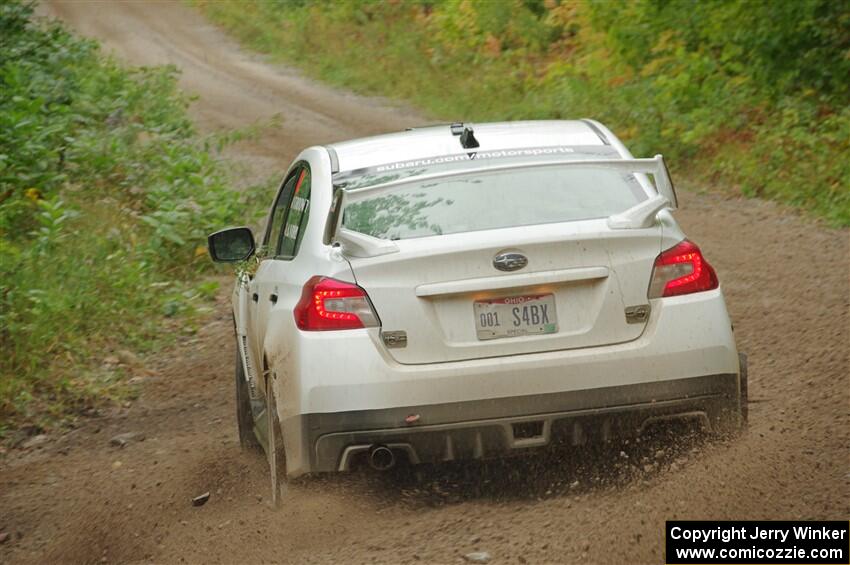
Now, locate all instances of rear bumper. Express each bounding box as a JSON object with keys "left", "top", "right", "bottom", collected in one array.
[
  {"left": 300, "top": 373, "right": 742, "bottom": 473},
  {"left": 276, "top": 289, "right": 742, "bottom": 476}
]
